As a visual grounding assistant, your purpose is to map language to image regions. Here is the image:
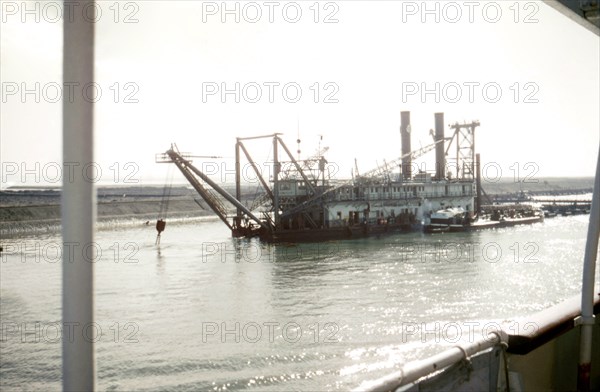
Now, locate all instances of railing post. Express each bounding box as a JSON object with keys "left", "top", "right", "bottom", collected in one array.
[
  {"left": 62, "top": 1, "right": 96, "bottom": 390},
  {"left": 577, "top": 146, "right": 600, "bottom": 392}
]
